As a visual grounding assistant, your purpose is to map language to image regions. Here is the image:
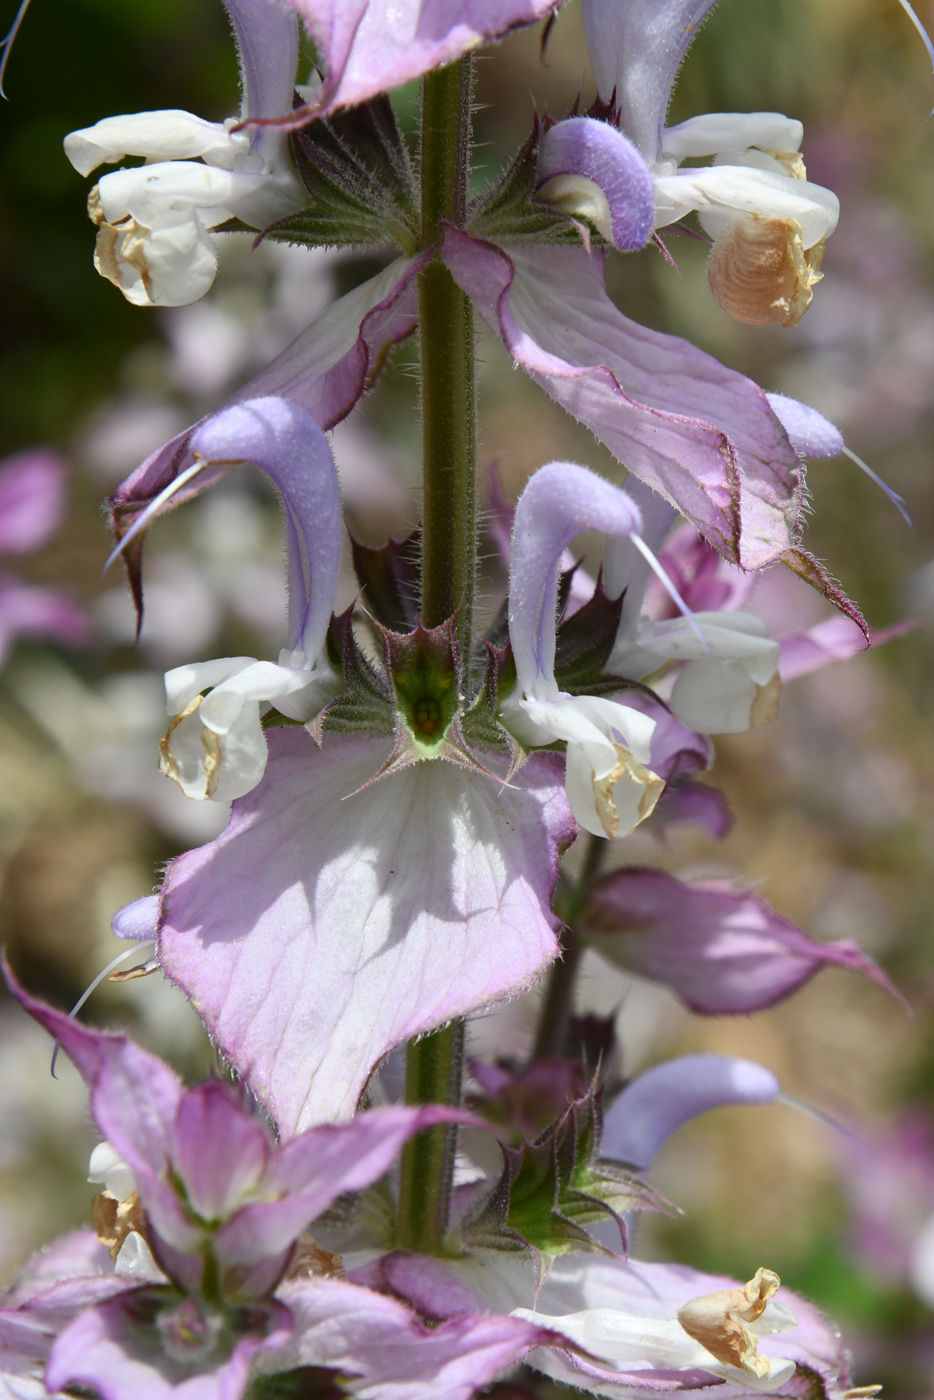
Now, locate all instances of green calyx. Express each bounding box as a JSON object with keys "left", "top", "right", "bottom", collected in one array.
[
  {"left": 384, "top": 618, "right": 462, "bottom": 755},
  {"left": 458, "top": 1074, "right": 666, "bottom": 1266},
  {"left": 469, "top": 117, "right": 602, "bottom": 248}
]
